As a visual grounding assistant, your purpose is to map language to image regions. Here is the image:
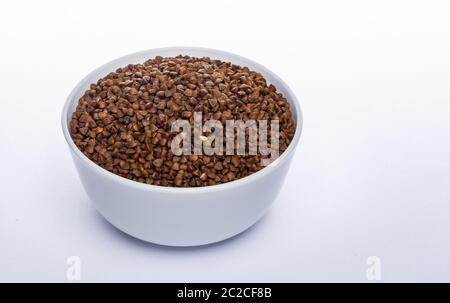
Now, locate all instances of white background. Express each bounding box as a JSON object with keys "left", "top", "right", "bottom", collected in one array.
[{"left": 0, "top": 0, "right": 449, "bottom": 282}]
